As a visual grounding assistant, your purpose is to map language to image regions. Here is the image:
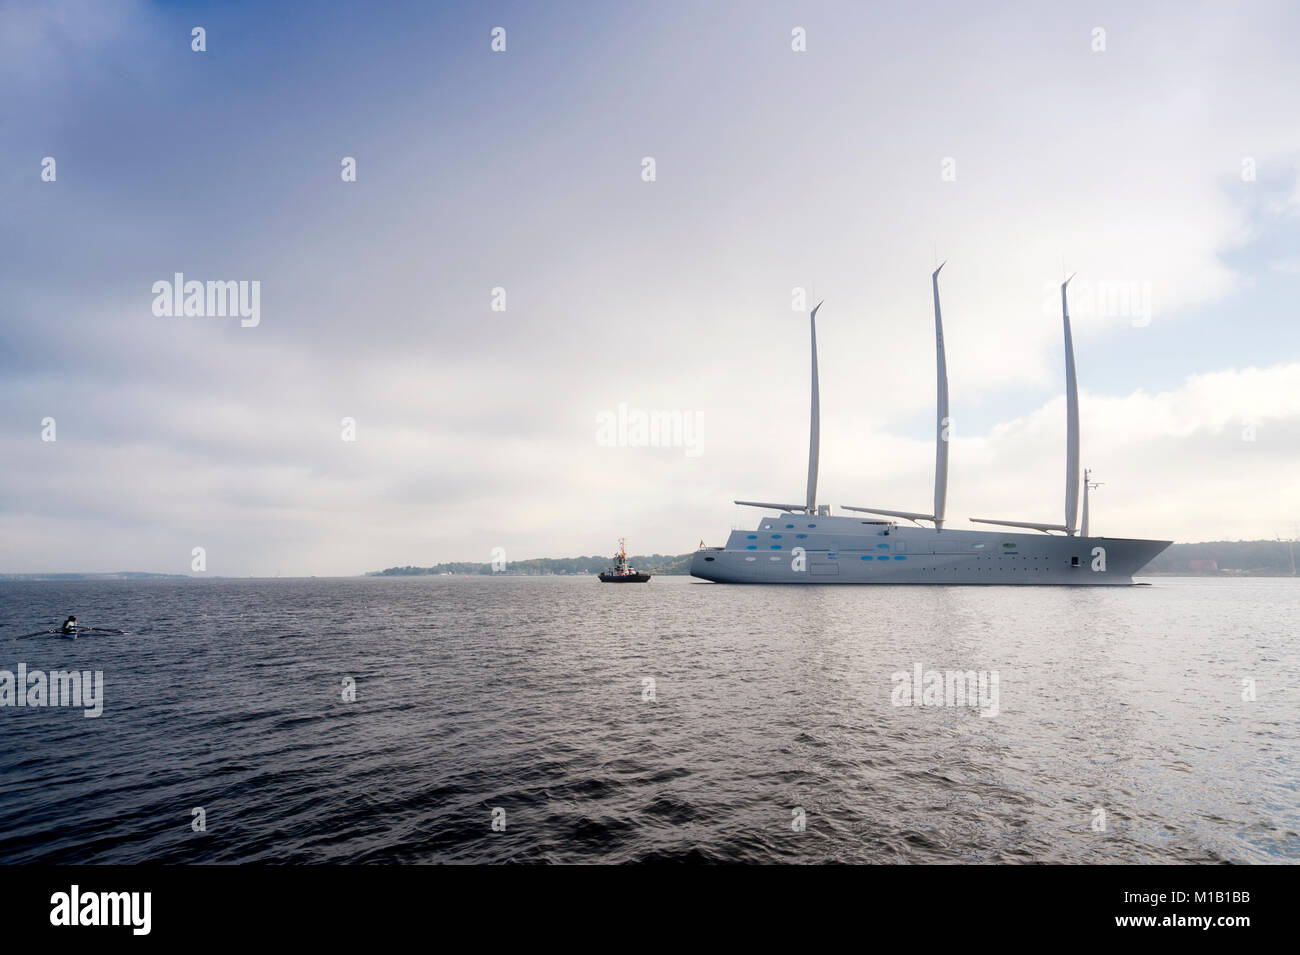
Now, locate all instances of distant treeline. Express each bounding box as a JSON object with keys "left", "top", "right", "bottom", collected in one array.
[
  {"left": 372, "top": 540, "right": 1298, "bottom": 578},
  {"left": 1140, "top": 540, "right": 1297, "bottom": 576},
  {"left": 370, "top": 553, "right": 695, "bottom": 577}
]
